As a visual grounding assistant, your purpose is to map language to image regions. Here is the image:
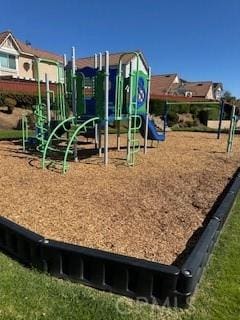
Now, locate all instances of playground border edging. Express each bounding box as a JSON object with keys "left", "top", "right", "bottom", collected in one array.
[{"left": 0, "top": 170, "right": 239, "bottom": 307}]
